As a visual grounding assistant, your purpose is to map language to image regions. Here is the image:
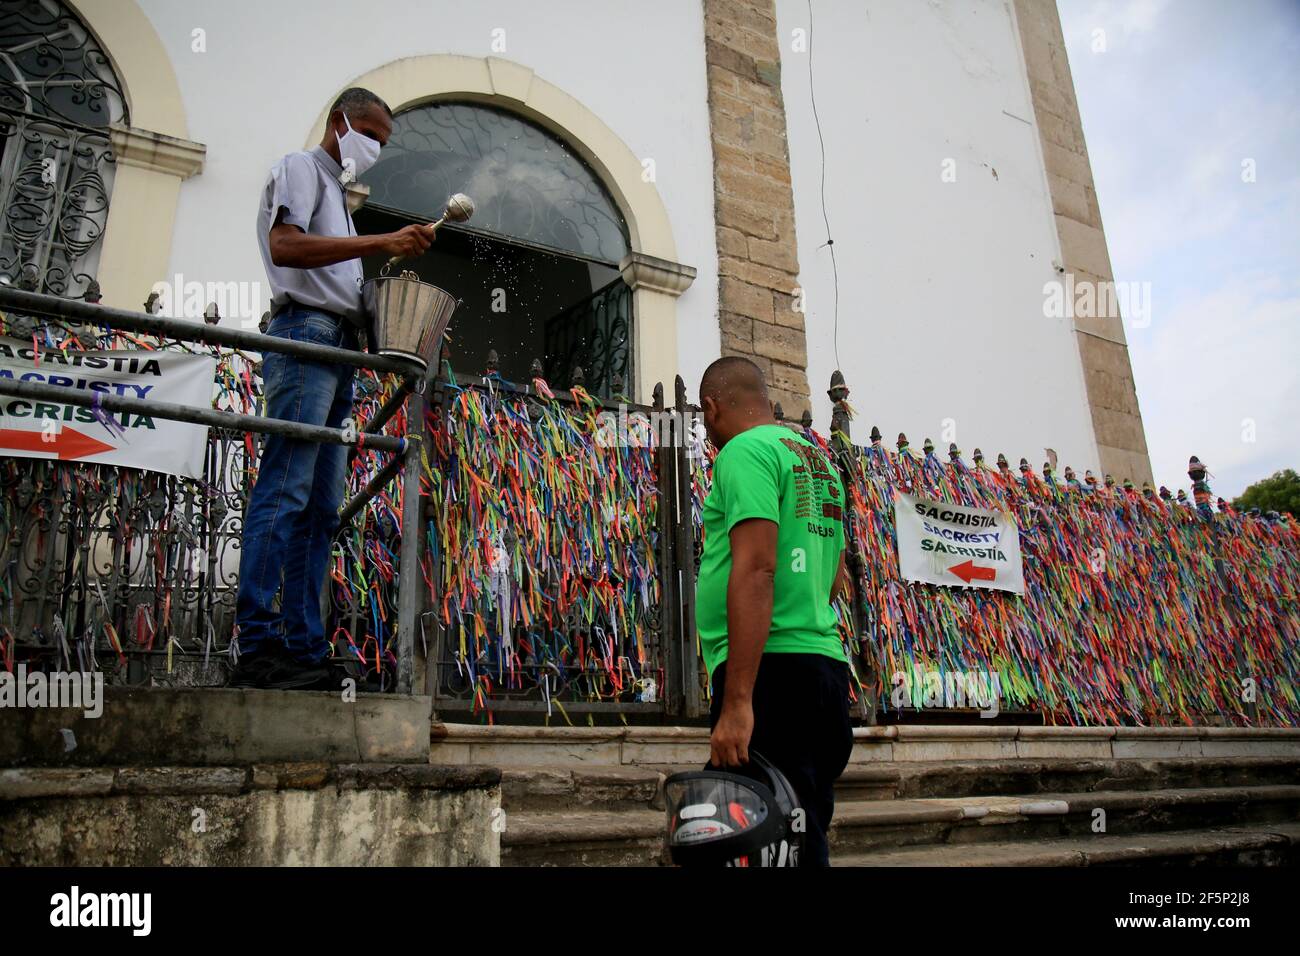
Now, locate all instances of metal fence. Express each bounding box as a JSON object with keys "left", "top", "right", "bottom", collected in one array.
[
  {"left": 3, "top": 287, "right": 1298, "bottom": 726},
  {"left": 0, "top": 287, "right": 422, "bottom": 690}
]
